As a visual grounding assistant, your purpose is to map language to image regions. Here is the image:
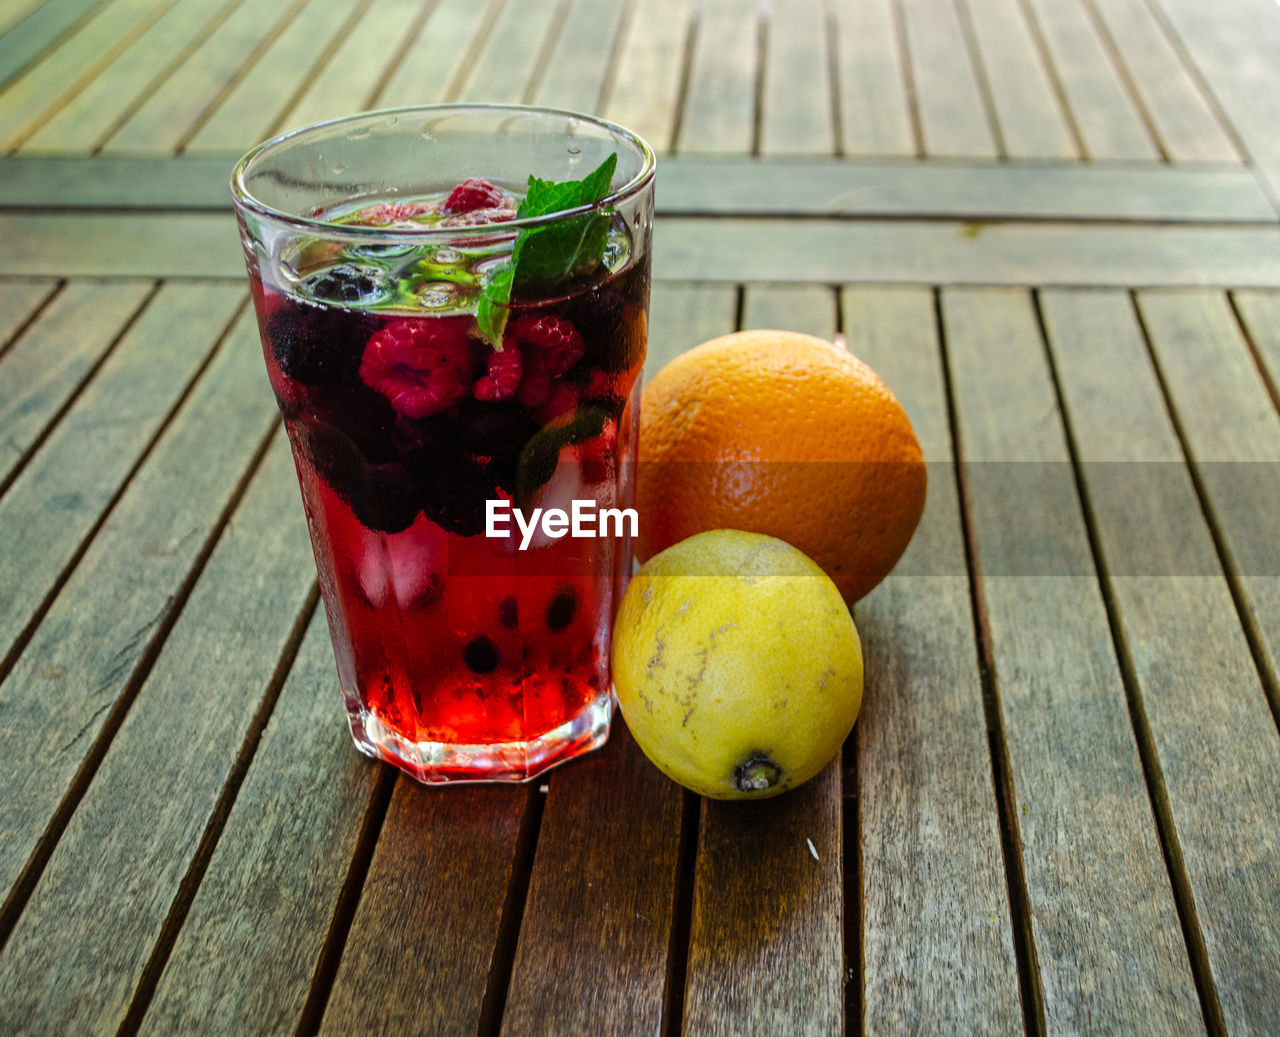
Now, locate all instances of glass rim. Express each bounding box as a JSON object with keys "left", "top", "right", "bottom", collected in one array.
[{"left": 229, "top": 103, "right": 657, "bottom": 241}]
